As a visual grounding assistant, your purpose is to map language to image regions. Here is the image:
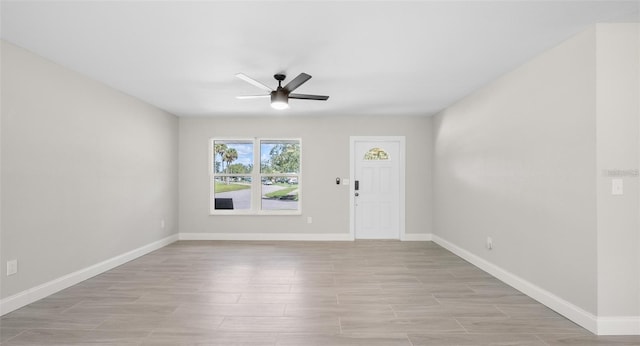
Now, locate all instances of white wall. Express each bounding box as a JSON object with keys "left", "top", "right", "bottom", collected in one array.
[
  {"left": 432, "top": 24, "right": 640, "bottom": 334},
  {"left": 0, "top": 41, "right": 179, "bottom": 301},
  {"left": 179, "top": 115, "right": 432, "bottom": 239},
  {"left": 595, "top": 23, "right": 640, "bottom": 321},
  {"left": 433, "top": 27, "right": 598, "bottom": 313}
]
